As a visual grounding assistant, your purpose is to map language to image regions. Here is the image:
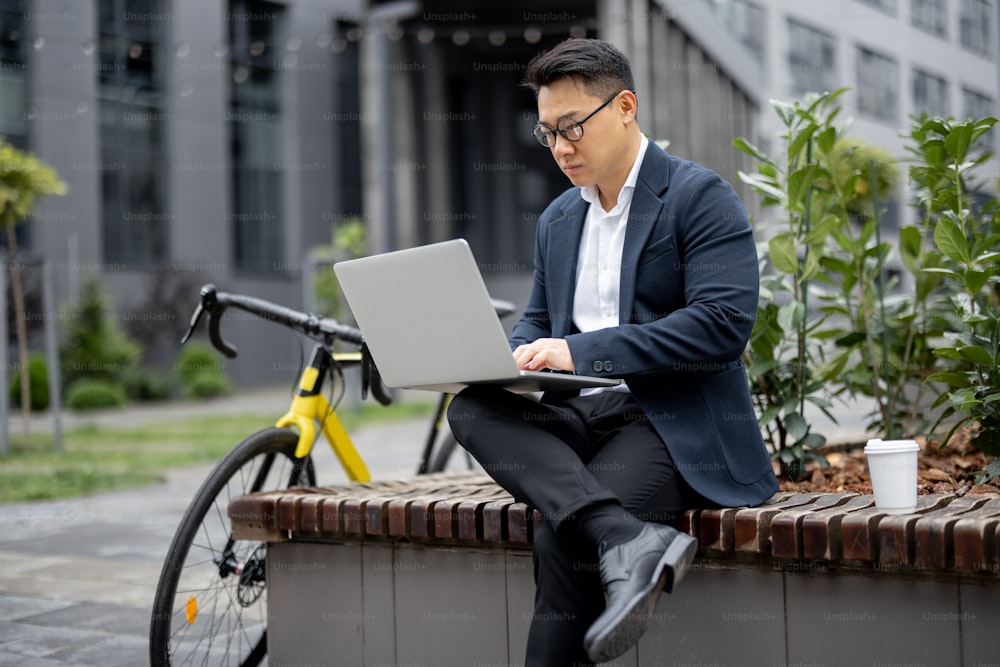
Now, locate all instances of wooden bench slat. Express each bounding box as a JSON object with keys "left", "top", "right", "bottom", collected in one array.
[
  {"left": 841, "top": 494, "right": 953, "bottom": 563},
  {"left": 227, "top": 473, "right": 1000, "bottom": 575},
  {"left": 800, "top": 494, "right": 876, "bottom": 560},
  {"left": 912, "top": 496, "right": 994, "bottom": 569},
  {"left": 733, "top": 493, "right": 830, "bottom": 553},
  {"left": 769, "top": 493, "right": 860, "bottom": 559},
  {"left": 951, "top": 497, "right": 1000, "bottom": 571}
]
